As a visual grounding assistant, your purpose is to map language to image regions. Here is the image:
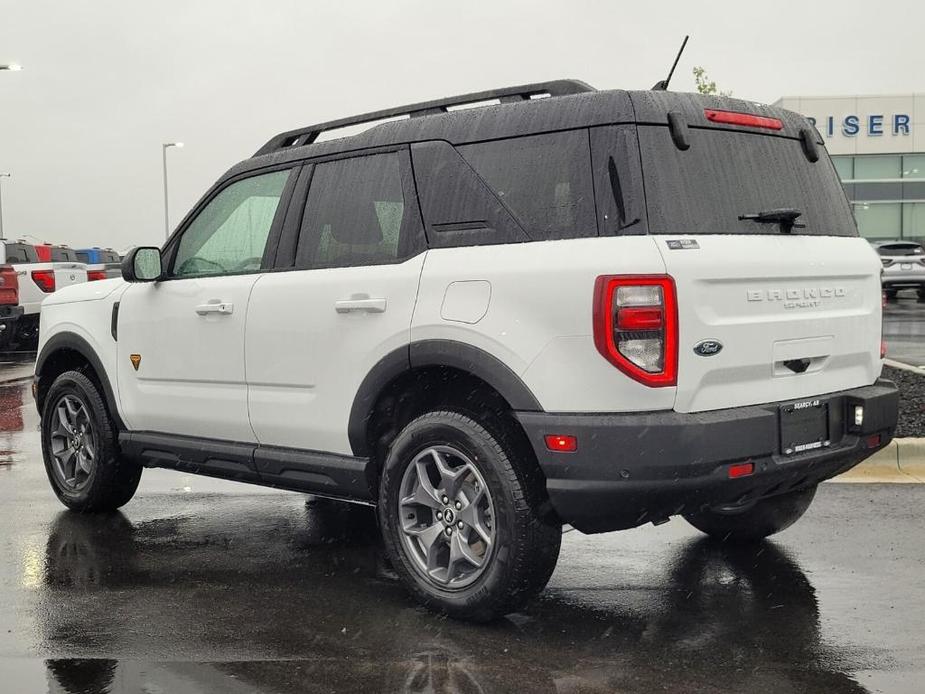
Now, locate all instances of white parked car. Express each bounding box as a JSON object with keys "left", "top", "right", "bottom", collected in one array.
[
  {"left": 873, "top": 240, "right": 925, "bottom": 301},
  {"left": 1, "top": 240, "right": 87, "bottom": 347},
  {"left": 32, "top": 81, "right": 898, "bottom": 621}
]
